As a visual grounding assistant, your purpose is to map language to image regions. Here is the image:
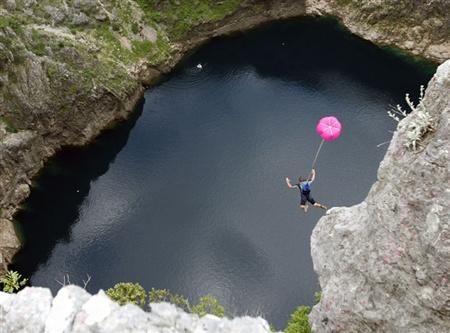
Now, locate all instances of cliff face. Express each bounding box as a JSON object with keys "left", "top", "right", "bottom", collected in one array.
[
  {"left": 0, "top": 0, "right": 449, "bottom": 314},
  {"left": 307, "top": 0, "right": 450, "bottom": 63},
  {"left": 310, "top": 60, "right": 450, "bottom": 332},
  {"left": 0, "top": 286, "right": 277, "bottom": 333}
]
